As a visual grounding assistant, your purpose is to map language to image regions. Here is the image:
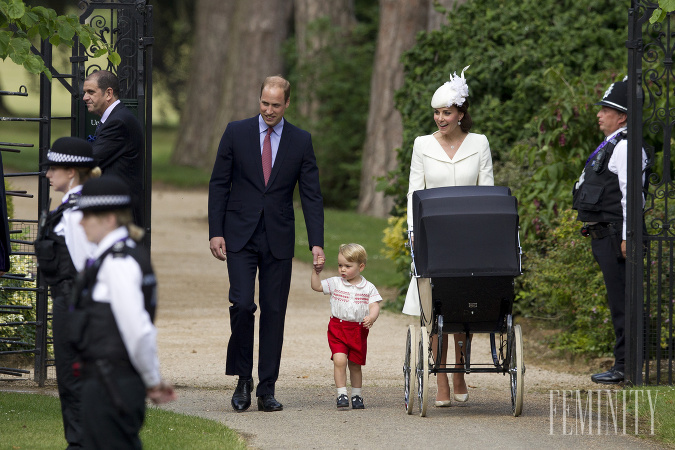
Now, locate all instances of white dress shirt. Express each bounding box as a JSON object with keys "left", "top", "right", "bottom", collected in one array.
[
  {"left": 321, "top": 276, "right": 382, "bottom": 323},
  {"left": 52, "top": 185, "right": 96, "bottom": 272}
]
